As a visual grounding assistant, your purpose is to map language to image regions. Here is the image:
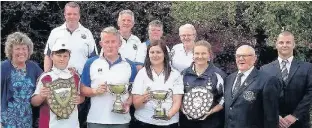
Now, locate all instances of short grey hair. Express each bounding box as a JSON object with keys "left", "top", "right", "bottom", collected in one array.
[
  {"left": 64, "top": 2, "right": 80, "bottom": 12},
  {"left": 179, "top": 24, "right": 196, "bottom": 35},
  {"left": 100, "top": 26, "right": 121, "bottom": 41},
  {"left": 148, "top": 20, "right": 163, "bottom": 31},
  {"left": 118, "top": 9, "right": 135, "bottom": 23},
  {"left": 5, "top": 32, "right": 34, "bottom": 60}
]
